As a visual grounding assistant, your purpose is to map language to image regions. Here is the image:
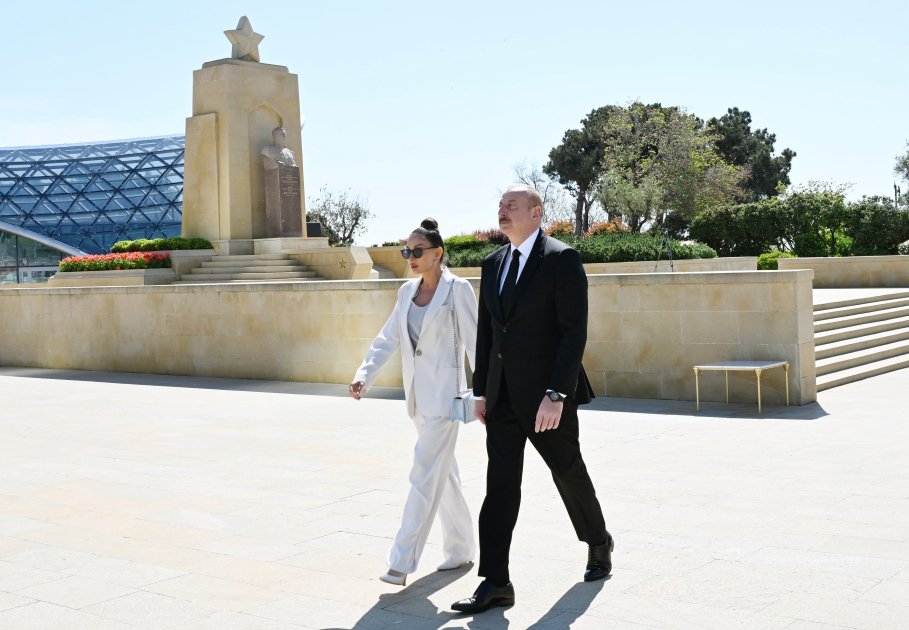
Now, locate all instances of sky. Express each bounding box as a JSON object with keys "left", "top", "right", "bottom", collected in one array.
[{"left": 2, "top": 0, "right": 908, "bottom": 245}]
